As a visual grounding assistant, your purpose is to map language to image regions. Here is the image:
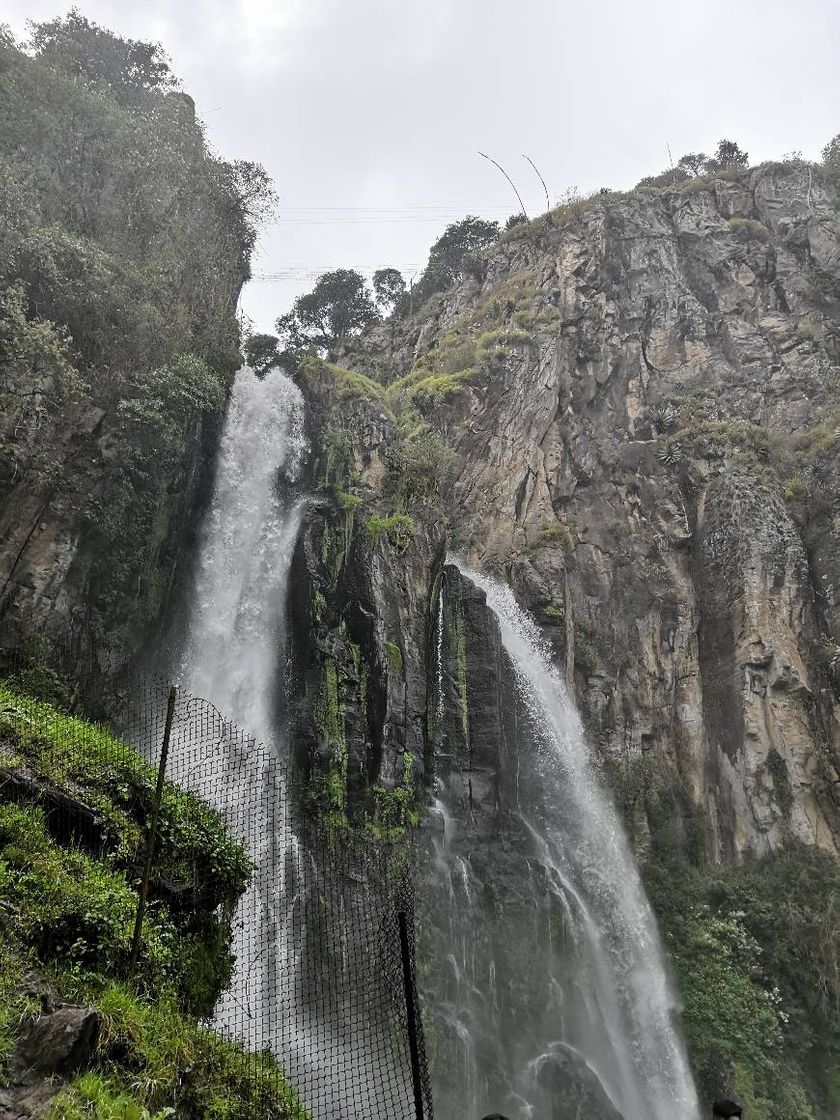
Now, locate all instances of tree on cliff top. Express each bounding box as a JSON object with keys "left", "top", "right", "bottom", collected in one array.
[
  {"left": 28, "top": 10, "right": 175, "bottom": 99},
  {"left": 275, "top": 268, "right": 379, "bottom": 360},
  {"left": 372, "top": 268, "right": 406, "bottom": 314},
  {"left": 411, "top": 216, "right": 500, "bottom": 308},
  {"left": 243, "top": 332, "right": 282, "bottom": 377},
  {"left": 708, "top": 138, "right": 749, "bottom": 170}
]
